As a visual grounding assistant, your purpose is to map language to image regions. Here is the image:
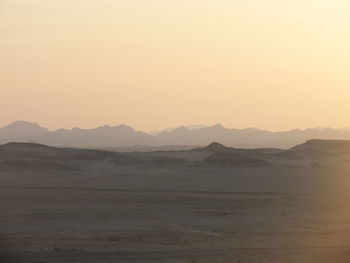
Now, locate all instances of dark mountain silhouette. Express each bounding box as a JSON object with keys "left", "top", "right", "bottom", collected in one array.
[
  {"left": 196, "top": 142, "right": 232, "bottom": 153},
  {"left": 0, "top": 142, "right": 125, "bottom": 172},
  {"left": 290, "top": 139, "right": 350, "bottom": 153},
  {"left": 2, "top": 121, "right": 350, "bottom": 149},
  {"left": 1, "top": 140, "right": 350, "bottom": 171}
]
